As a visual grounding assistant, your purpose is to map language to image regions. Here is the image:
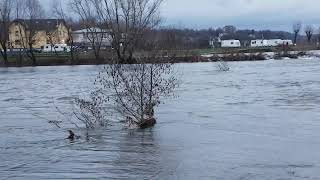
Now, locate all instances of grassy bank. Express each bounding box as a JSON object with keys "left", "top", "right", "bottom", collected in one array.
[{"left": 0, "top": 46, "right": 318, "bottom": 67}]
